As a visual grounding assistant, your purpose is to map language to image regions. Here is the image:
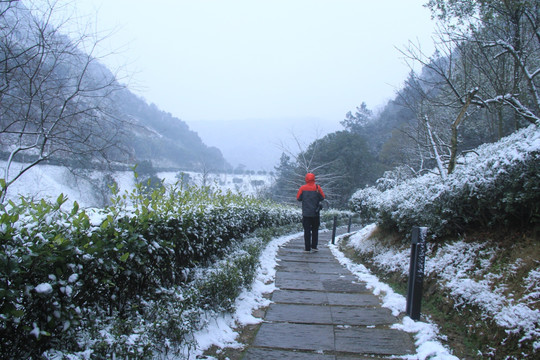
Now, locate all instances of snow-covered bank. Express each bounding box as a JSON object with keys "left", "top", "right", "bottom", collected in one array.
[
  {"left": 340, "top": 224, "right": 539, "bottom": 358},
  {"left": 0, "top": 160, "right": 273, "bottom": 208},
  {"left": 350, "top": 124, "right": 540, "bottom": 237}
]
